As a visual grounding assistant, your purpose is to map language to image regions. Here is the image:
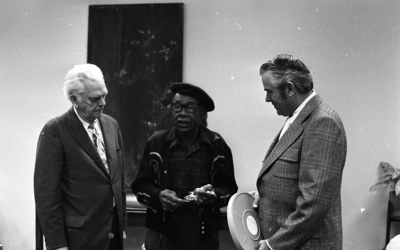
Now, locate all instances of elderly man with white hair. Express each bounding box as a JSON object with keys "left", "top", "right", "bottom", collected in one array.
[{"left": 34, "top": 64, "right": 126, "bottom": 250}]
